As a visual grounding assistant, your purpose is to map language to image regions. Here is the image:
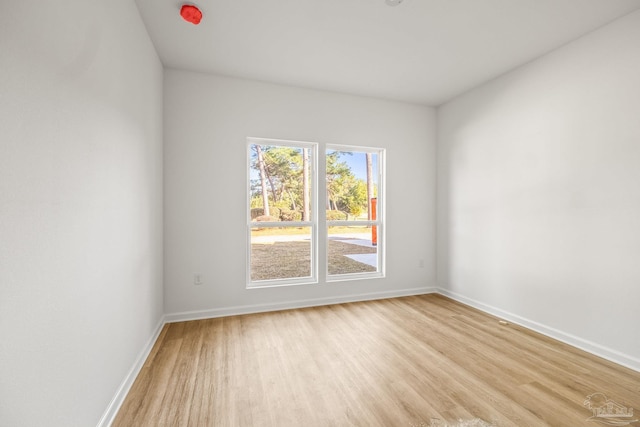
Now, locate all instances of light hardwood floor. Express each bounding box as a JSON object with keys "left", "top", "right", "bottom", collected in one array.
[{"left": 112, "top": 294, "right": 640, "bottom": 426}]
